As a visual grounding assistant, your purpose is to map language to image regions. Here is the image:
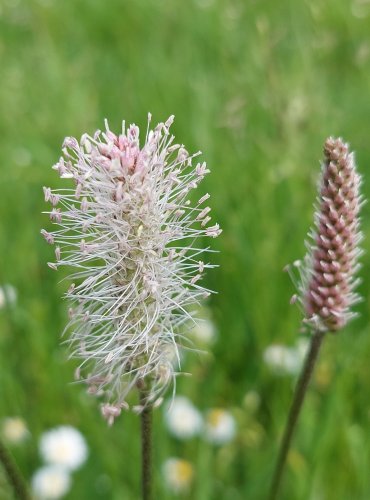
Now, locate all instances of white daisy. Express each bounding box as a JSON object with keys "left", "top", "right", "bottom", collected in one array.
[
  {"left": 162, "top": 457, "right": 194, "bottom": 493},
  {"left": 39, "top": 426, "right": 88, "bottom": 471},
  {"left": 32, "top": 466, "right": 71, "bottom": 499},
  {"left": 0, "top": 284, "right": 17, "bottom": 309},
  {"left": 1, "top": 417, "right": 29, "bottom": 444},
  {"left": 191, "top": 318, "right": 216, "bottom": 344},
  {"left": 263, "top": 341, "right": 308, "bottom": 376},
  {"left": 164, "top": 396, "right": 203, "bottom": 439},
  {"left": 204, "top": 409, "right": 236, "bottom": 445}
]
